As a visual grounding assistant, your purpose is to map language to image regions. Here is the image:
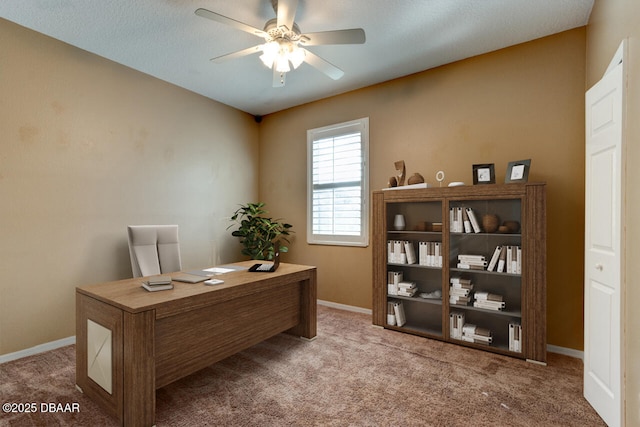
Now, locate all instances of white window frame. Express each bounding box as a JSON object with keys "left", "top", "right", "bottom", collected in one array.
[{"left": 307, "top": 117, "right": 369, "bottom": 247}]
